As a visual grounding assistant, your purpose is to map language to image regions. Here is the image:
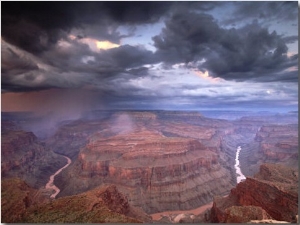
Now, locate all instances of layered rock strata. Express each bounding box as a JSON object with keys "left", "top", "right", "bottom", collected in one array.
[
  {"left": 57, "top": 126, "right": 234, "bottom": 214},
  {"left": 255, "top": 125, "right": 298, "bottom": 166},
  {"left": 48, "top": 111, "right": 298, "bottom": 215},
  {"left": 235, "top": 123, "right": 298, "bottom": 177},
  {"left": 210, "top": 163, "right": 298, "bottom": 223}
]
